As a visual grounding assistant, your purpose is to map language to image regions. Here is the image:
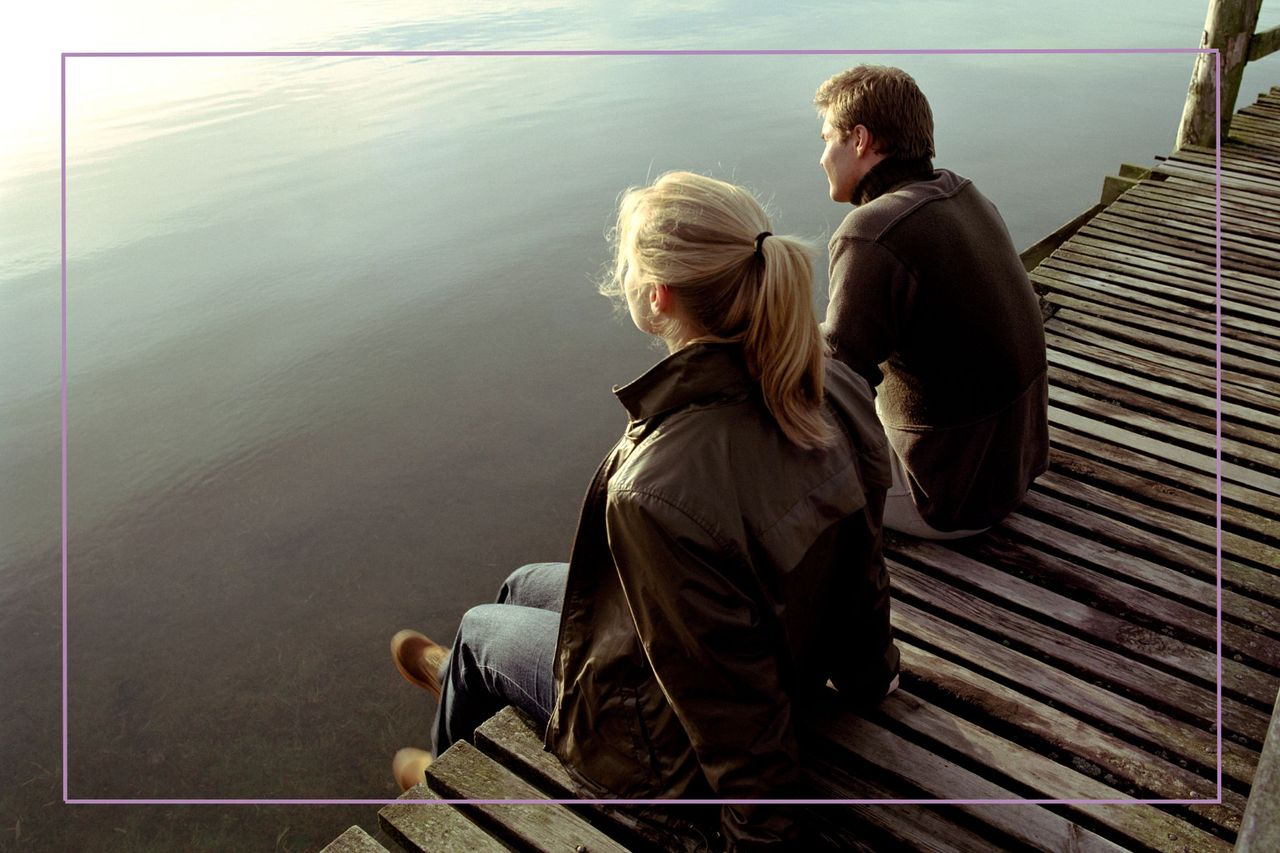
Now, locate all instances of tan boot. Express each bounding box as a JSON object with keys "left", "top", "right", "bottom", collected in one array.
[
  {"left": 392, "top": 747, "right": 433, "bottom": 792},
  {"left": 391, "top": 629, "right": 449, "bottom": 697}
]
